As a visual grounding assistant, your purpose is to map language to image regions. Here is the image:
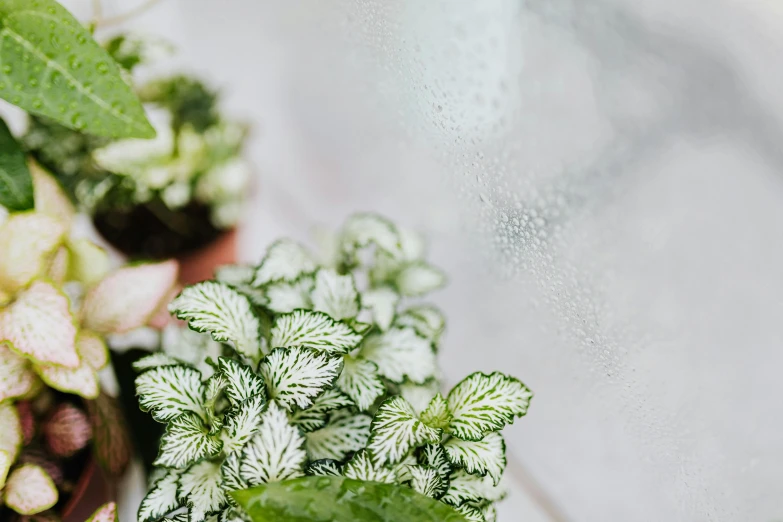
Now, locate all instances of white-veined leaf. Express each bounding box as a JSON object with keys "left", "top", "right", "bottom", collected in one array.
[
  {"left": 417, "top": 444, "right": 452, "bottom": 487},
  {"left": 340, "top": 213, "right": 400, "bottom": 256},
  {"left": 221, "top": 395, "right": 267, "bottom": 454},
  {"left": 215, "top": 265, "right": 254, "bottom": 286},
  {"left": 335, "top": 356, "right": 385, "bottom": 411},
  {"left": 218, "top": 507, "right": 246, "bottom": 522},
  {"left": 368, "top": 249, "right": 400, "bottom": 286},
  {"left": 398, "top": 380, "right": 441, "bottom": 416},
  {"left": 85, "top": 502, "right": 118, "bottom": 522},
  {"left": 240, "top": 402, "right": 306, "bottom": 485},
  {"left": 361, "top": 287, "right": 399, "bottom": 331},
  {"left": 407, "top": 465, "right": 446, "bottom": 499},
  {"left": 154, "top": 413, "right": 222, "bottom": 469},
  {"left": 367, "top": 396, "right": 441, "bottom": 466},
  {"left": 204, "top": 373, "right": 227, "bottom": 432},
  {"left": 444, "top": 432, "right": 506, "bottom": 486},
  {"left": 259, "top": 347, "right": 342, "bottom": 411},
  {"left": 395, "top": 261, "right": 446, "bottom": 297},
  {"left": 270, "top": 310, "right": 362, "bottom": 354},
  {"left": 290, "top": 388, "right": 354, "bottom": 432},
  {"left": 138, "top": 470, "right": 182, "bottom": 522},
  {"left": 0, "top": 402, "right": 22, "bottom": 463},
  {"left": 162, "top": 325, "right": 224, "bottom": 378},
  {"left": 390, "top": 452, "right": 418, "bottom": 483},
  {"left": 82, "top": 261, "right": 179, "bottom": 334},
  {"left": 305, "top": 413, "right": 371, "bottom": 461},
  {"left": 3, "top": 464, "right": 58, "bottom": 515},
  {"left": 311, "top": 269, "right": 359, "bottom": 320},
  {"left": 454, "top": 504, "right": 485, "bottom": 522},
  {"left": 442, "top": 469, "right": 507, "bottom": 507},
  {"left": 162, "top": 514, "right": 189, "bottom": 522},
  {"left": 447, "top": 372, "right": 533, "bottom": 441},
  {"left": 0, "top": 212, "right": 65, "bottom": 293},
  {"left": 217, "top": 357, "right": 266, "bottom": 408},
  {"left": 133, "top": 353, "right": 186, "bottom": 372},
  {"left": 342, "top": 449, "right": 395, "bottom": 484},
  {"left": 252, "top": 240, "right": 316, "bottom": 286},
  {"left": 395, "top": 305, "right": 446, "bottom": 344},
  {"left": 263, "top": 276, "right": 313, "bottom": 314},
  {"left": 136, "top": 366, "right": 206, "bottom": 422},
  {"left": 169, "top": 282, "right": 261, "bottom": 361},
  {"left": 0, "top": 281, "right": 78, "bottom": 368},
  {"left": 221, "top": 451, "right": 246, "bottom": 492},
  {"left": 481, "top": 502, "right": 497, "bottom": 522},
  {"left": 360, "top": 327, "right": 436, "bottom": 384},
  {"left": 306, "top": 459, "right": 343, "bottom": 477},
  {"left": 421, "top": 393, "right": 451, "bottom": 430},
  {"left": 178, "top": 461, "right": 227, "bottom": 522},
  {"left": 0, "top": 342, "right": 37, "bottom": 402}
]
